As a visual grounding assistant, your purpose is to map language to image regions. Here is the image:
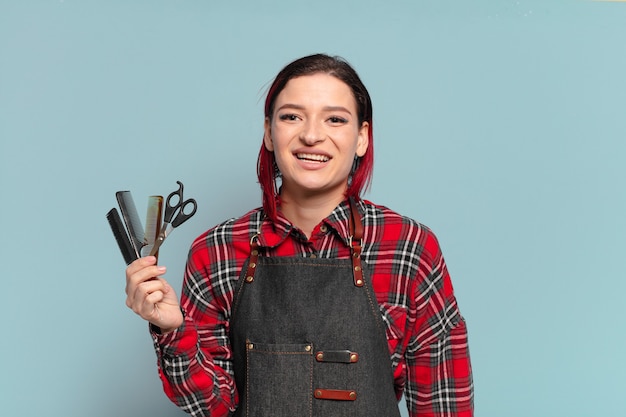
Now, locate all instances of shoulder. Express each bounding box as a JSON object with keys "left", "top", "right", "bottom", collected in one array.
[
  {"left": 188, "top": 207, "right": 264, "bottom": 258},
  {"left": 360, "top": 199, "right": 442, "bottom": 261}
]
